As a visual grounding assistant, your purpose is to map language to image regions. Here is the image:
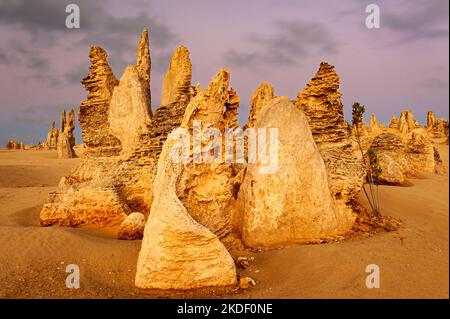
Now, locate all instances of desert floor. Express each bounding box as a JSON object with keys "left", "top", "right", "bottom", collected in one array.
[{"left": 0, "top": 145, "right": 448, "bottom": 299}]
